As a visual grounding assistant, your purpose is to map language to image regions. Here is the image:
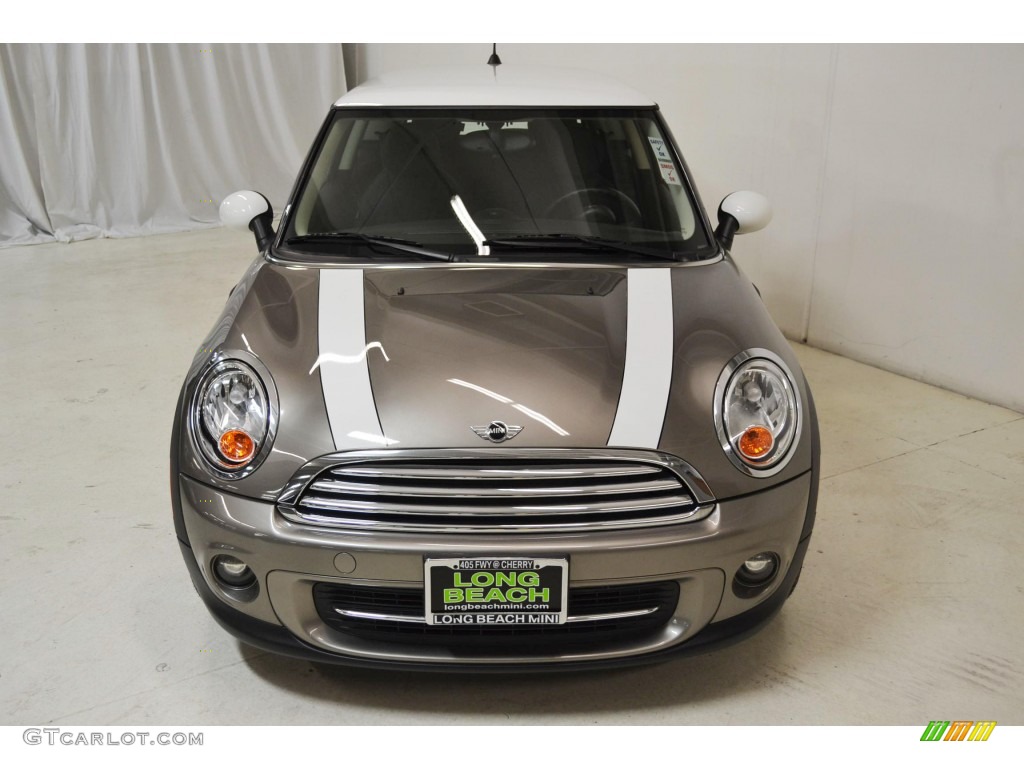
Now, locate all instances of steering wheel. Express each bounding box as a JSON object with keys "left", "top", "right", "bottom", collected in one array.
[{"left": 543, "top": 188, "right": 643, "bottom": 226}]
